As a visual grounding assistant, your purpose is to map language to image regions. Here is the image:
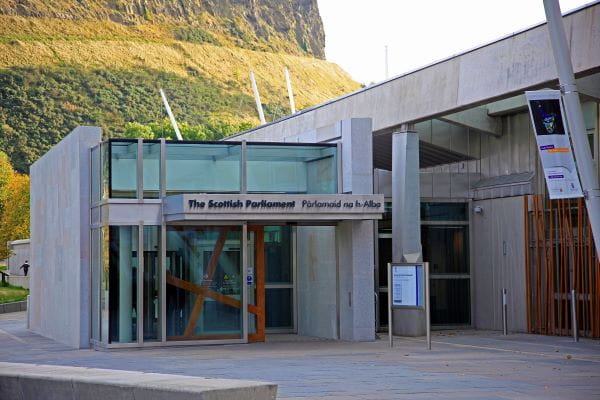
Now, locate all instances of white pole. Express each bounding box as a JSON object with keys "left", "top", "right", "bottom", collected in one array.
[
  {"left": 388, "top": 263, "right": 393, "bottom": 347},
  {"left": 385, "top": 45, "right": 389, "bottom": 79},
  {"left": 249, "top": 71, "right": 266, "bottom": 125},
  {"left": 159, "top": 88, "right": 183, "bottom": 141},
  {"left": 284, "top": 67, "right": 296, "bottom": 114},
  {"left": 543, "top": 0, "right": 600, "bottom": 254}
]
